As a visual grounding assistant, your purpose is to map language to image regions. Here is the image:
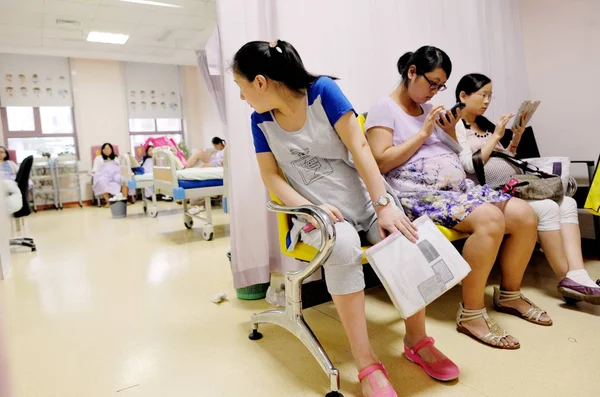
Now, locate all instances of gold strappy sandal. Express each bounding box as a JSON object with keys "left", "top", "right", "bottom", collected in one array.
[
  {"left": 493, "top": 287, "right": 553, "bottom": 326},
  {"left": 456, "top": 303, "right": 520, "bottom": 350}
]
